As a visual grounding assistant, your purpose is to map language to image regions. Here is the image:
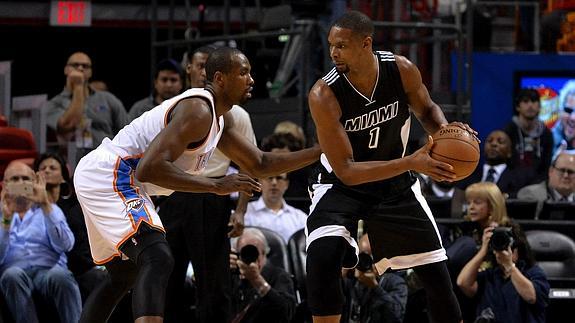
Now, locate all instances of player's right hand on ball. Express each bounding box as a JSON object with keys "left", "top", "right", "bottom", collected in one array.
[
  {"left": 213, "top": 173, "right": 261, "bottom": 196},
  {"left": 410, "top": 136, "right": 457, "bottom": 182}
]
